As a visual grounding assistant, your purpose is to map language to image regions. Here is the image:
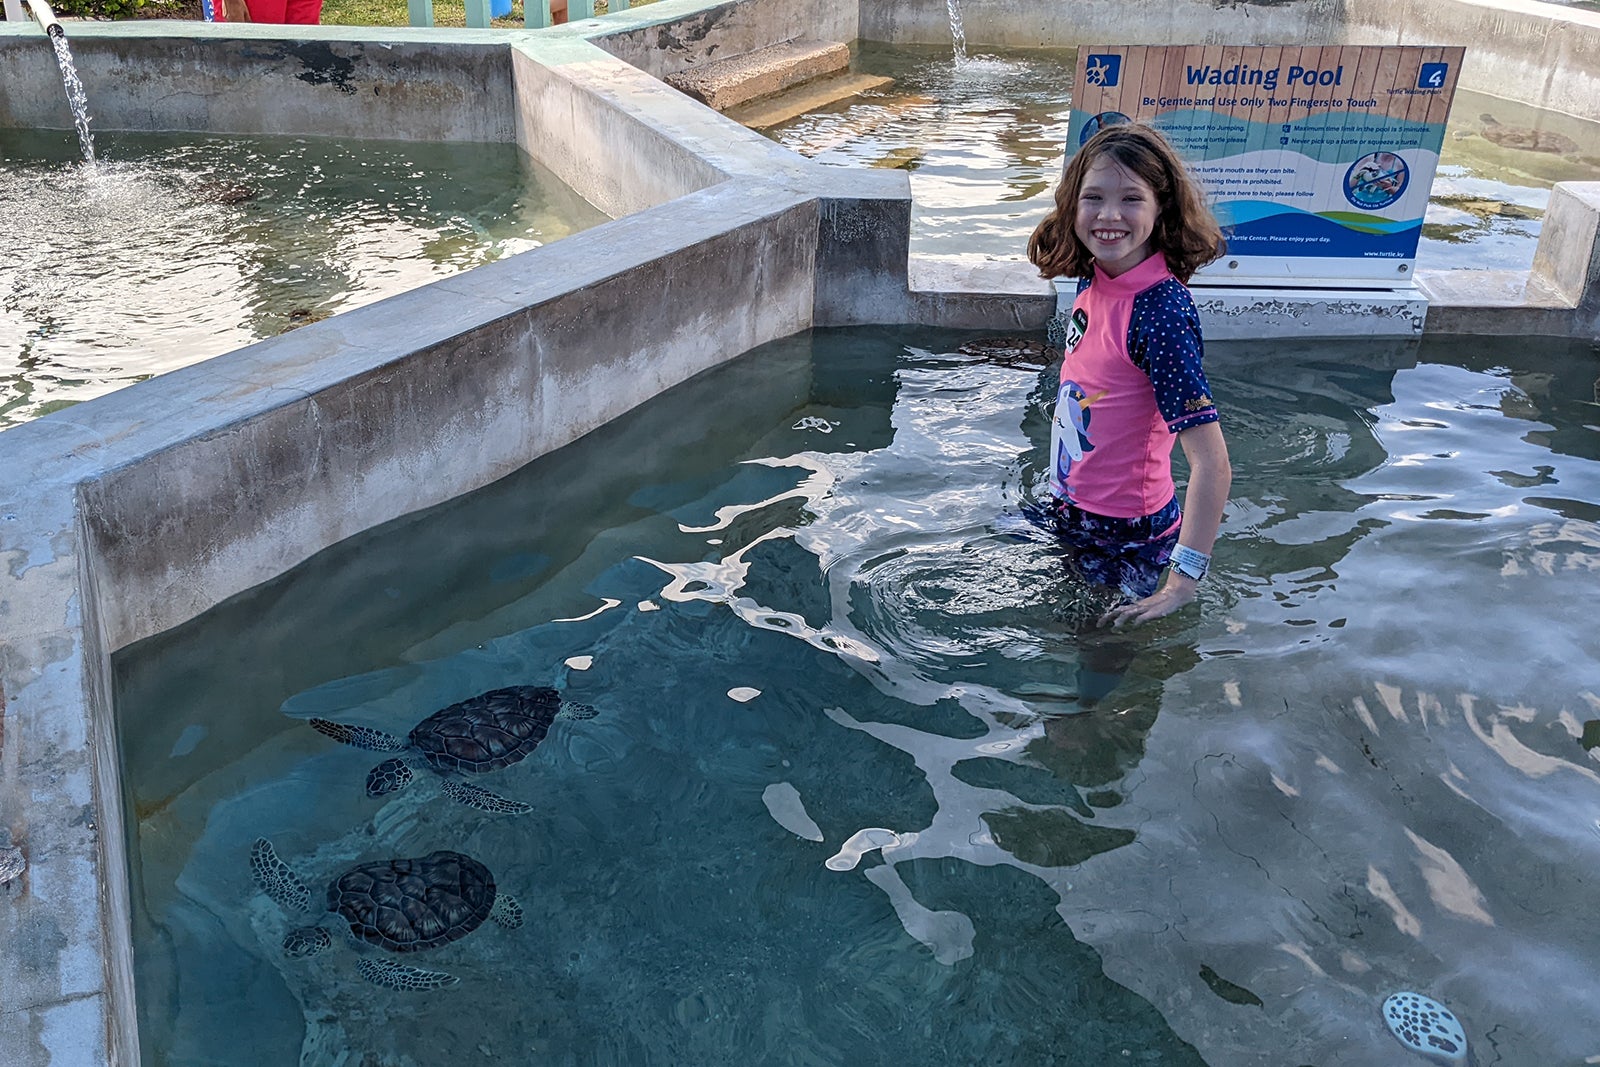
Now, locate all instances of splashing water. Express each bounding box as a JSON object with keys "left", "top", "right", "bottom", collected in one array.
[
  {"left": 945, "top": 0, "right": 968, "bottom": 67},
  {"left": 50, "top": 32, "right": 96, "bottom": 165}
]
